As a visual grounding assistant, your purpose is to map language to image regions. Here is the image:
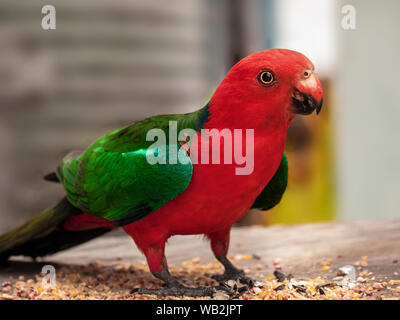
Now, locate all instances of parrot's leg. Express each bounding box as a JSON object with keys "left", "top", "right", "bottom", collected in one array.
[
  {"left": 129, "top": 240, "right": 232, "bottom": 297},
  {"left": 208, "top": 228, "right": 254, "bottom": 287}
]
